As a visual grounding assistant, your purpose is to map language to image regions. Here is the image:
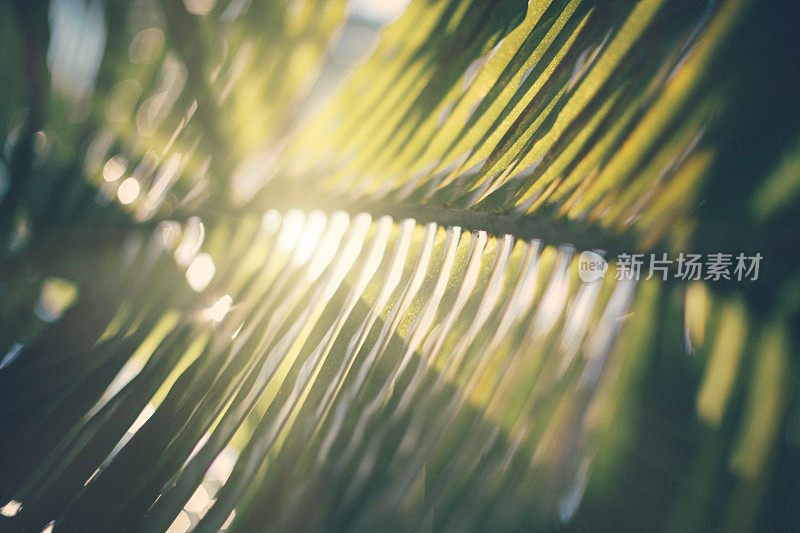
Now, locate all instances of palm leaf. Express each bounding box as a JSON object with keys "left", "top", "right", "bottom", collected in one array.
[{"left": 0, "top": 0, "right": 798, "bottom": 531}]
